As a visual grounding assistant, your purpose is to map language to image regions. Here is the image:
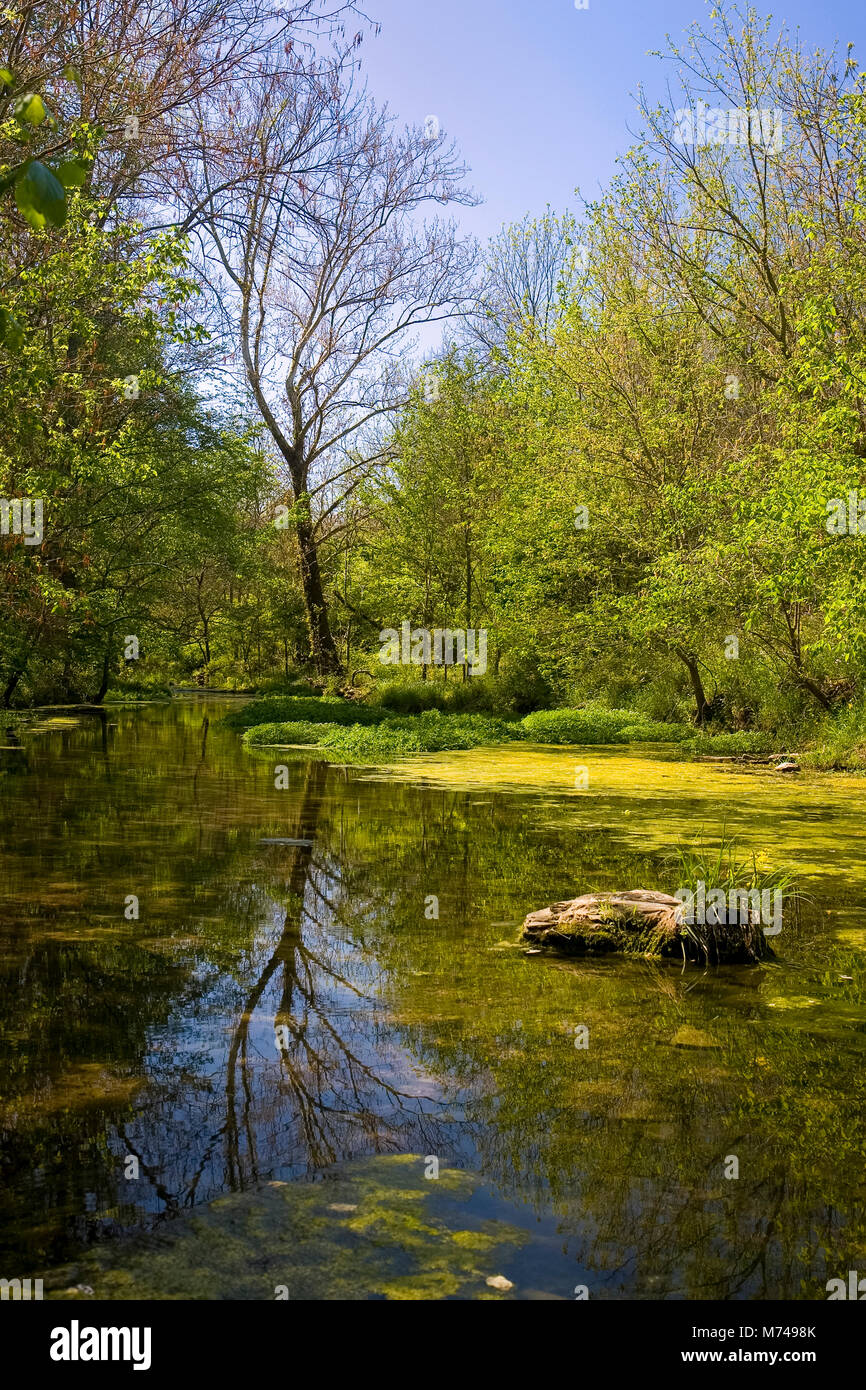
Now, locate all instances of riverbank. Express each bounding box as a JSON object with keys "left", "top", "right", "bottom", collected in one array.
[
  {"left": 6, "top": 689, "right": 866, "bottom": 772},
  {"left": 219, "top": 694, "right": 866, "bottom": 772}
]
